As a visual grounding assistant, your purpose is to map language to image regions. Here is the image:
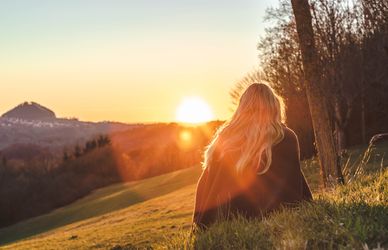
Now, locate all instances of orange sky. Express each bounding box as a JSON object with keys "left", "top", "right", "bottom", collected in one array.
[{"left": 0, "top": 0, "right": 278, "bottom": 123}]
